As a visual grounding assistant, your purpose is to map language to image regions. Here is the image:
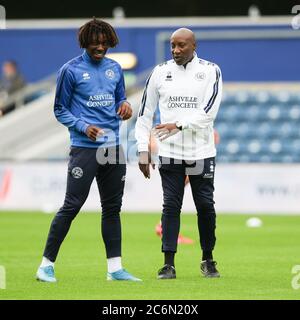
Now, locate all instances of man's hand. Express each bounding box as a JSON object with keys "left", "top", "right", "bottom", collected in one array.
[
  {"left": 138, "top": 151, "right": 155, "bottom": 179},
  {"left": 117, "top": 101, "right": 132, "bottom": 120},
  {"left": 86, "top": 125, "right": 104, "bottom": 141},
  {"left": 154, "top": 123, "right": 180, "bottom": 141}
]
